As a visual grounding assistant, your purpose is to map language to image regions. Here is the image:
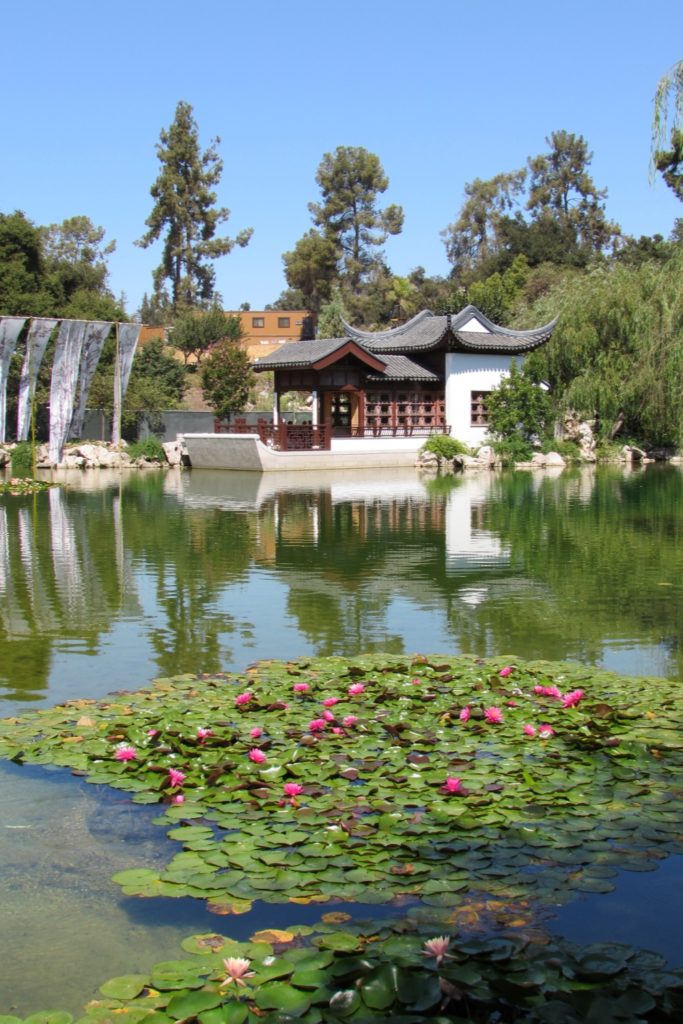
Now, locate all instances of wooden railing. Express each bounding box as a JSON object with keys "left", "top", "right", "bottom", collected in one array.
[{"left": 213, "top": 418, "right": 449, "bottom": 450}]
